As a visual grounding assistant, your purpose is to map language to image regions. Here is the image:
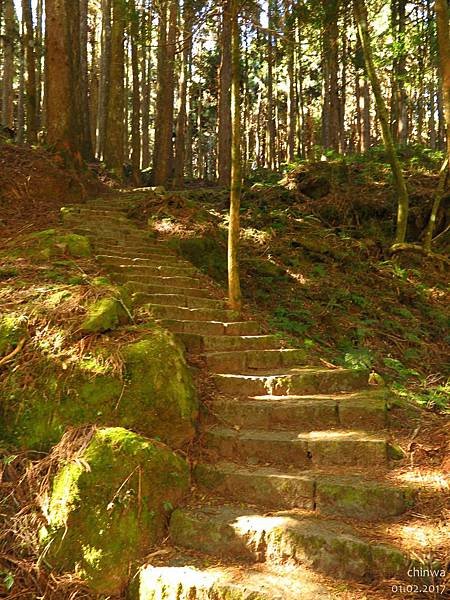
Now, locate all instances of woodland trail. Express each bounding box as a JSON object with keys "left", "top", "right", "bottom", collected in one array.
[{"left": 62, "top": 195, "right": 442, "bottom": 599}]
